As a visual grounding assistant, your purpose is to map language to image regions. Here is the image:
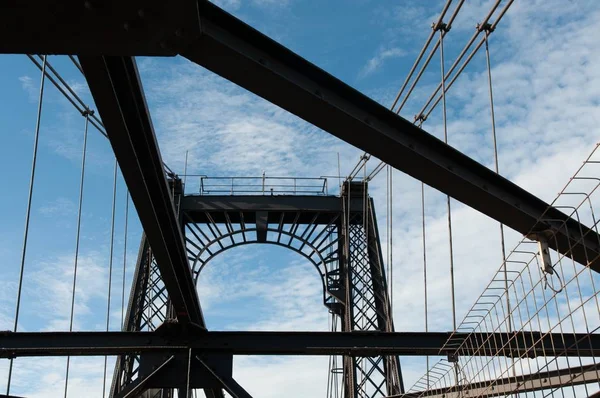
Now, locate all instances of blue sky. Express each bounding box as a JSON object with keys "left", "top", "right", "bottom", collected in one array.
[{"left": 1, "top": 0, "right": 600, "bottom": 396}]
